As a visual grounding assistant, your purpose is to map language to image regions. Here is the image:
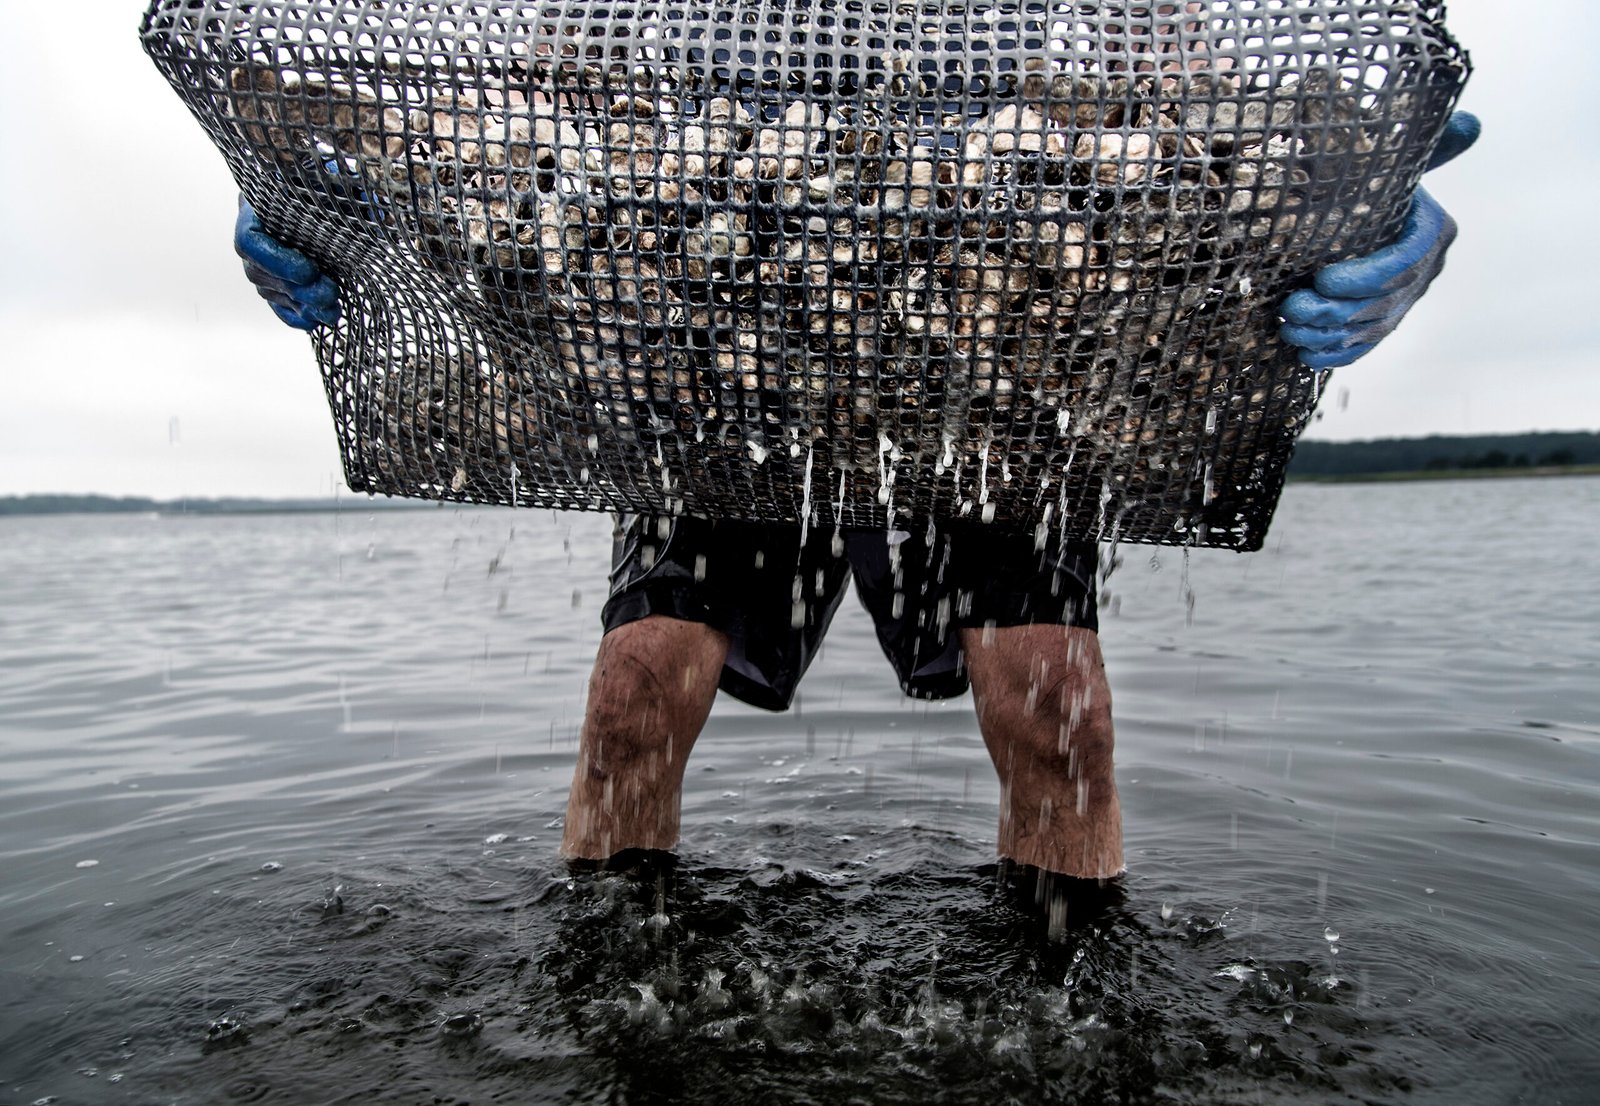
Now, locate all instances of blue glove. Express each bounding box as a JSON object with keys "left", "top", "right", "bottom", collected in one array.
[
  {"left": 1279, "top": 111, "right": 1481, "bottom": 369},
  {"left": 233, "top": 200, "right": 342, "bottom": 332}
]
